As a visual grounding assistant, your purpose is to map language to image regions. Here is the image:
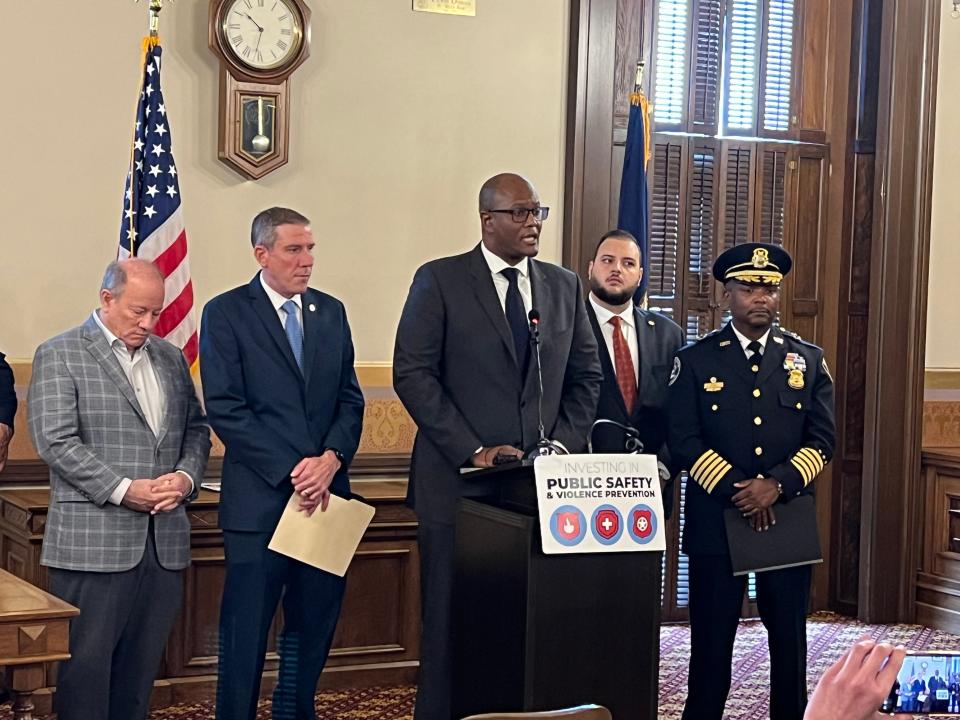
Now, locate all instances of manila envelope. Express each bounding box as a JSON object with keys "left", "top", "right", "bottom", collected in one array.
[{"left": 268, "top": 493, "right": 376, "bottom": 577}]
